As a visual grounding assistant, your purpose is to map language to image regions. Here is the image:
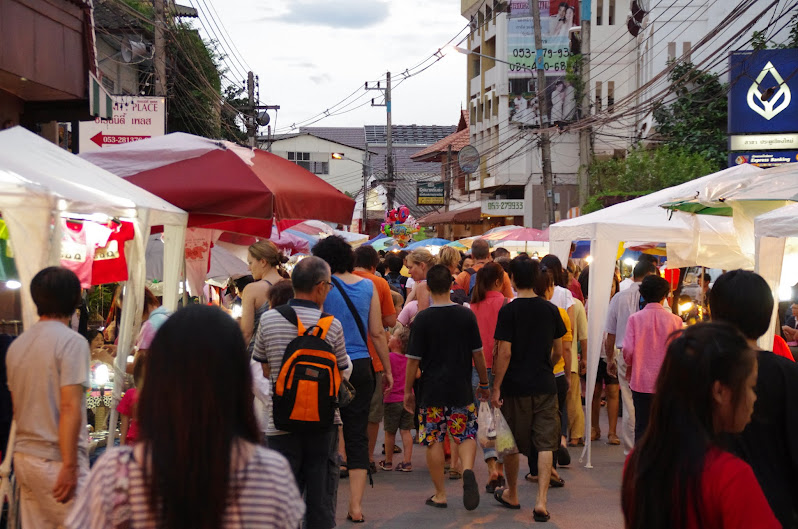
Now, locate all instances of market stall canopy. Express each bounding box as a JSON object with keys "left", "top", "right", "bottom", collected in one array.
[
  {"left": 482, "top": 227, "right": 548, "bottom": 242},
  {"left": 405, "top": 238, "right": 452, "bottom": 249},
  {"left": 81, "top": 133, "right": 355, "bottom": 237},
  {"left": 418, "top": 206, "right": 482, "bottom": 225}
]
